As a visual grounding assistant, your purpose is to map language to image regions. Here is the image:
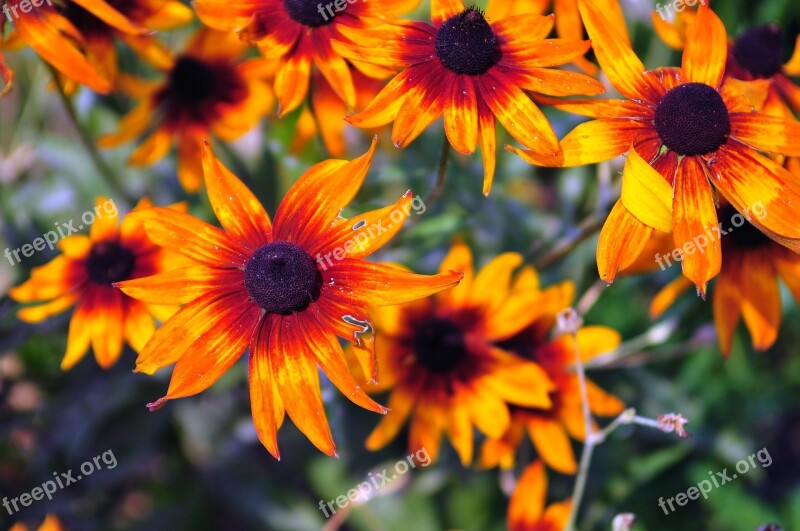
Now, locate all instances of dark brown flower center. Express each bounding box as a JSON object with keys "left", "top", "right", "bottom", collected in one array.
[
  {"left": 654, "top": 83, "right": 730, "bottom": 156},
  {"left": 733, "top": 24, "right": 784, "bottom": 79},
  {"left": 86, "top": 241, "right": 135, "bottom": 284},
  {"left": 156, "top": 55, "right": 246, "bottom": 126},
  {"left": 283, "top": 0, "right": 332, "bottom": 27},
  {"left": 719, "top": 205, "right": 771, "bottom": 251},
  {"left": 412, "top": 318, "right": 468, "bottom": 373},
  {"left": 244, "top": 241, "right": 322, "bottom": 314},
  {"left": 435, "top": 6, "right": 500, "bottom": 76}
]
